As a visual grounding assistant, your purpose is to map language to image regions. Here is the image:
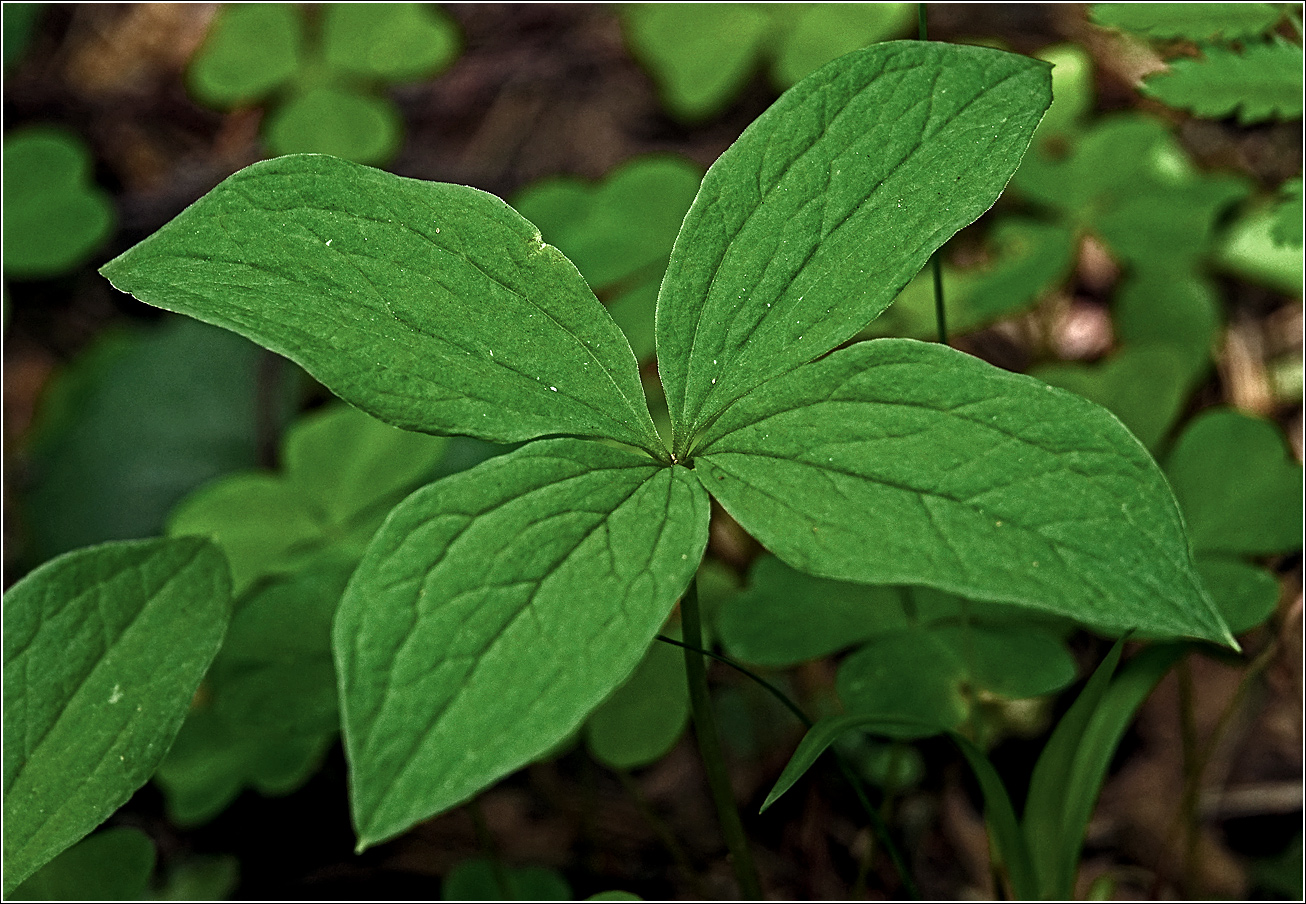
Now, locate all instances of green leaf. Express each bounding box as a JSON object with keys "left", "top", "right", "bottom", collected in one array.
[
  {"left": 169, "top": 403, "right": 448, "bottom": 593},
  {"left": 442, "top": 858, "right": 571, "bottom": 901},
  {"left": 1270, "top": 177, "right": 1303, "bottom": 248},
  {"left": 264, "top": 87, "right": 402, "bottom": 165},
  {"left": 2, "top": 538, "right": 232, "bottom": 893},
  {"left": 770, "top": 3, "right": 915, "bottom": 88},
  {"left": 188, "top": 3, "right": 303, "bottom": 108},
  {"left": 153, "top": 854, "right": 240, "bottom": 901},
  {"left": 1090, "top": 3, "right": 1283, "bottom": 41},
  {"left": 694, "top": 338, "right": 1232, "bottom": 644},
  {"left": 100, "top": 154, "right": 662, "bottom": 454},
  {"left": 512, "top": 156, "right": 704, "bottom": 362},
  {"left": 1142, "top": 38, "right": 1303, "bottom": 125},
  {"left": 656, "top": 41, "right": 1051, "bottom": 456},
  {"left": 760, "top": 713, "right": 938, "bottom": 812},
  {"left": 10, "top": 827, "right": 154, "bottom": 902},
  {"left": 717, "top": 555, "right": 912, "bottom": 666},
  {"left": 1025, "top": 642, "right": 1186, "bottom": 898},
  {"left": 622, "top": 3, "right": 772, "bottom": 120},
  {"left": 3, "top": 3, "right": 43, "bottom": 69},
  {"left": 322, "top": 3, "right": 460, "bottom": 82},
  {"left": 1215, "top": 198, "right": 1306, "bottom": 293},
  {"left": 837, "top": 622, "right": 1075, "bottom": 737},
  {"left": 584, "top": 627, "right": 689, "bottom": 770},
  {"left": 2, "top": 126, "right": 115, "bottom": 280},
  {"left": 1165, "top": 408, "right": 1303, "bottom": 556},
  {"left": 22, "top": 317, "right": 295, "bottom": 566},
  {"left": 1031, "top": 344, "right": 1192, "bottom": 451},
  {"left": 1114, "top": 272, "right": 1219, "bottom": 385},
  {"left": 949, "top": 730, "right": 1038, "bottom": 898},
  {"left": 1196, "top": 557, "right": 1281, "bottom": 635},
  {"left": 1032, "top": 44, "right": 1094, "bottom": 143},
  {"left": 335, "top": 439, "right": 709, "bottom": 848}
]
